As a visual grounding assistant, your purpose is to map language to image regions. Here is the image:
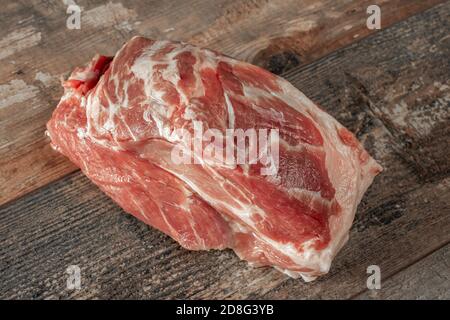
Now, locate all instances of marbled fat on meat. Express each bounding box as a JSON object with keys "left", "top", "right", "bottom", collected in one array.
[{"left": 46, "top": 36, "right": 382, "bottom": 281}]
